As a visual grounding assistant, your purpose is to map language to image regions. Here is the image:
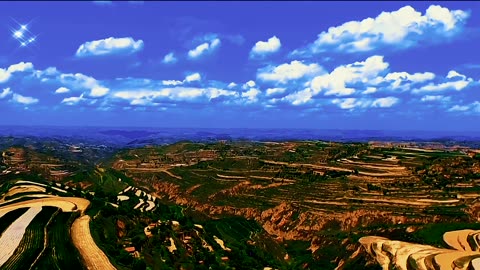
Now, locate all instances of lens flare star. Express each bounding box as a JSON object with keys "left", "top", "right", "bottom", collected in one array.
[{"left": 10, "top": 19, "right": 37, "bottom": 48}]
